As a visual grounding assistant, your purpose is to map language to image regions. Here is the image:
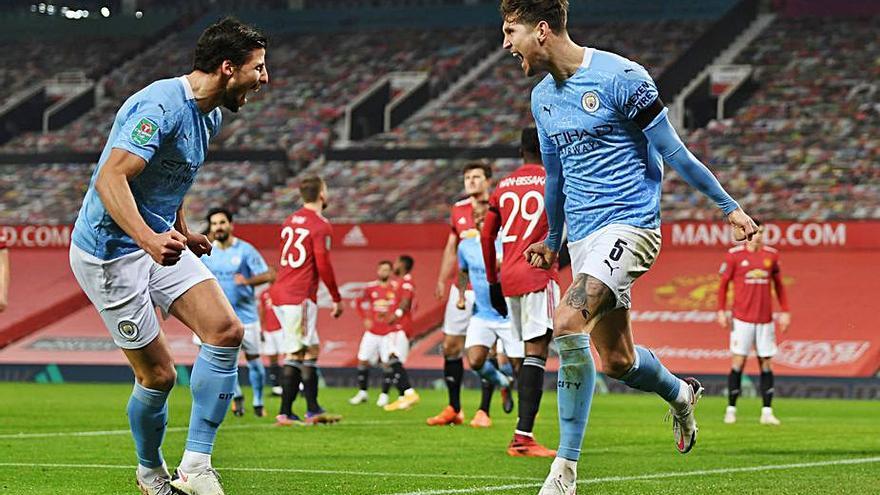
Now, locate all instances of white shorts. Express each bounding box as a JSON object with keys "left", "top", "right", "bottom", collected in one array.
[
  {"left": 568, "top": 224, "right": 661, "bottom": 309},
  {"left": 464, "top": 316, "right": 524, "bottom": 358},
  {"left": 730, "top": 318, "right": 778, "bottom": 358},
  {"left": 443, "top": 284, "right": 475, "bottom": 336},
  {"left": 507, "top": 281, "right": 560, "bottom": 342},
  {"left": 241, "top": 322, "right": 261, "bottom": 356},
  {"left": 70, "top": 244, "right": 214, "bottom": 350},
  {"left": 273, "top": 300, "right": 318, "bottom": 354},
  {"left": 262, "top": 330, "right": 284, "bottom": 356},
  {"left": 357, "top": 330, "right": 410, "bottom": 364}
]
